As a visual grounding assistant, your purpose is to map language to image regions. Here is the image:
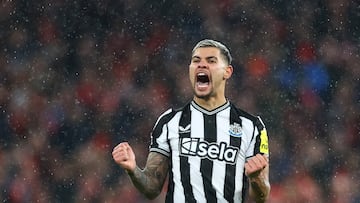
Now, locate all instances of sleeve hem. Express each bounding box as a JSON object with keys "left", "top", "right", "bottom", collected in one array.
[{"left": 150, "top": 148, "right": 170, "bottom": 157}]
